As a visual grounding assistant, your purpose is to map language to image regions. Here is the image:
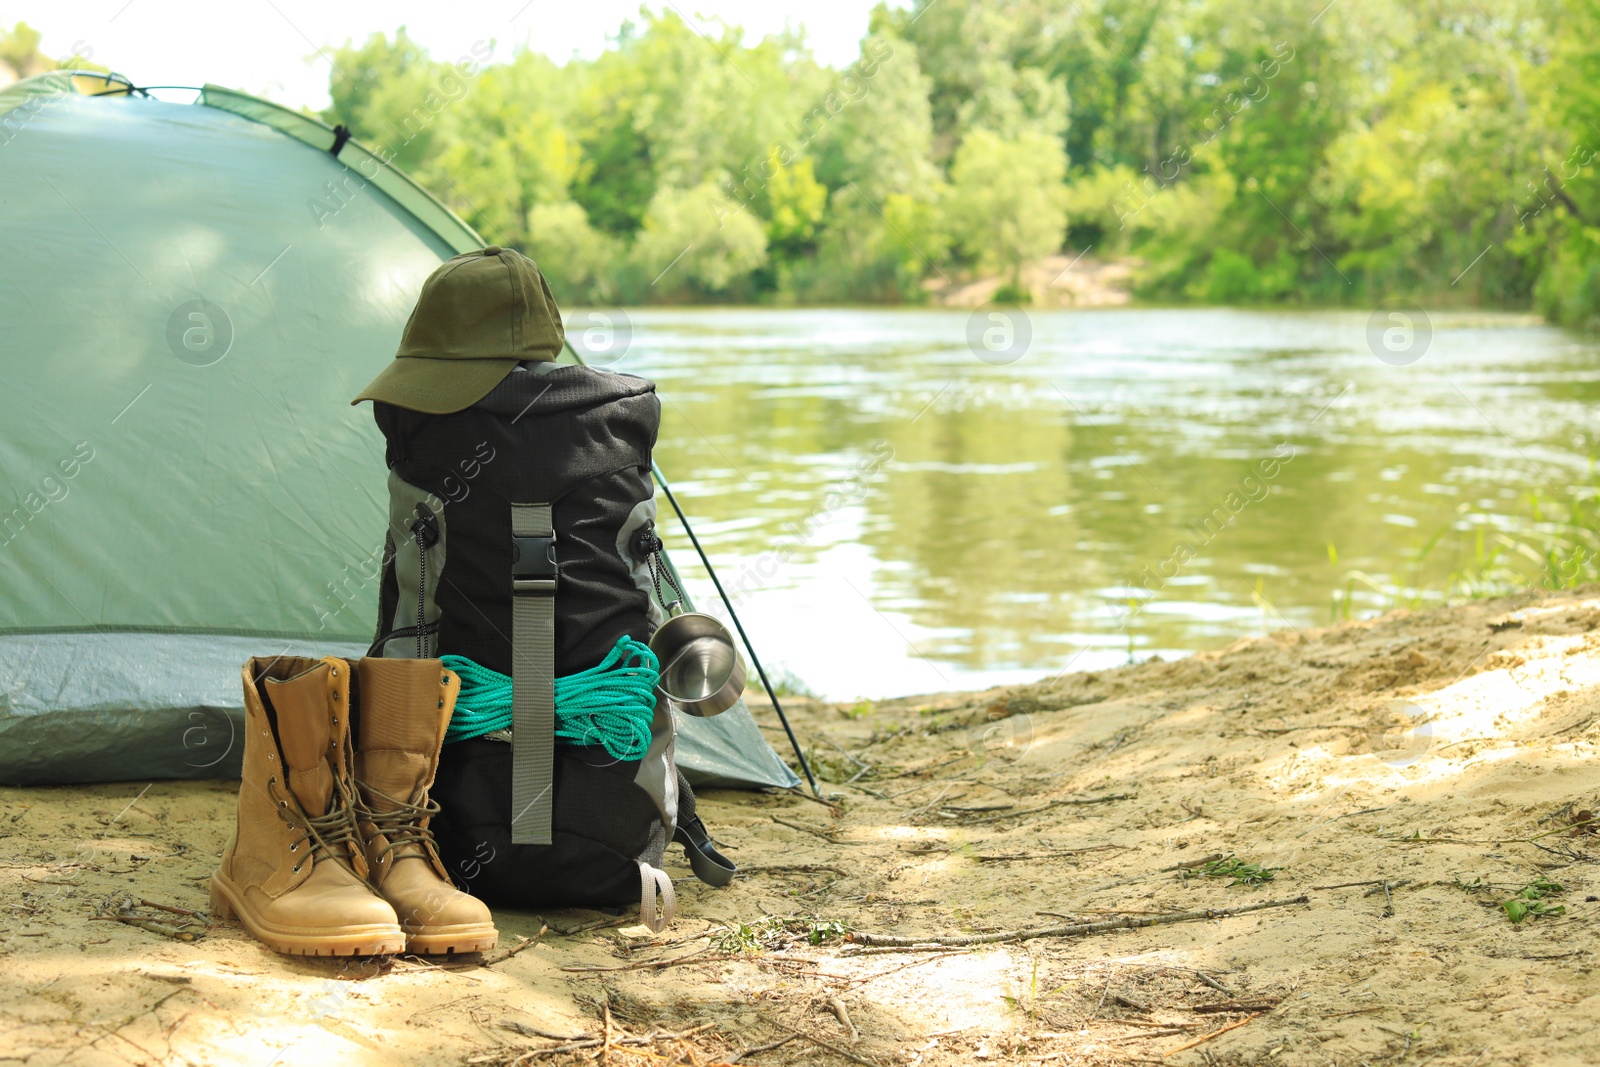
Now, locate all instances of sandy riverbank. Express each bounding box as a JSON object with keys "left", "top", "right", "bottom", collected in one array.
[{"left": 3, "top": 586, "right": 1598, "bottom": 1066}]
